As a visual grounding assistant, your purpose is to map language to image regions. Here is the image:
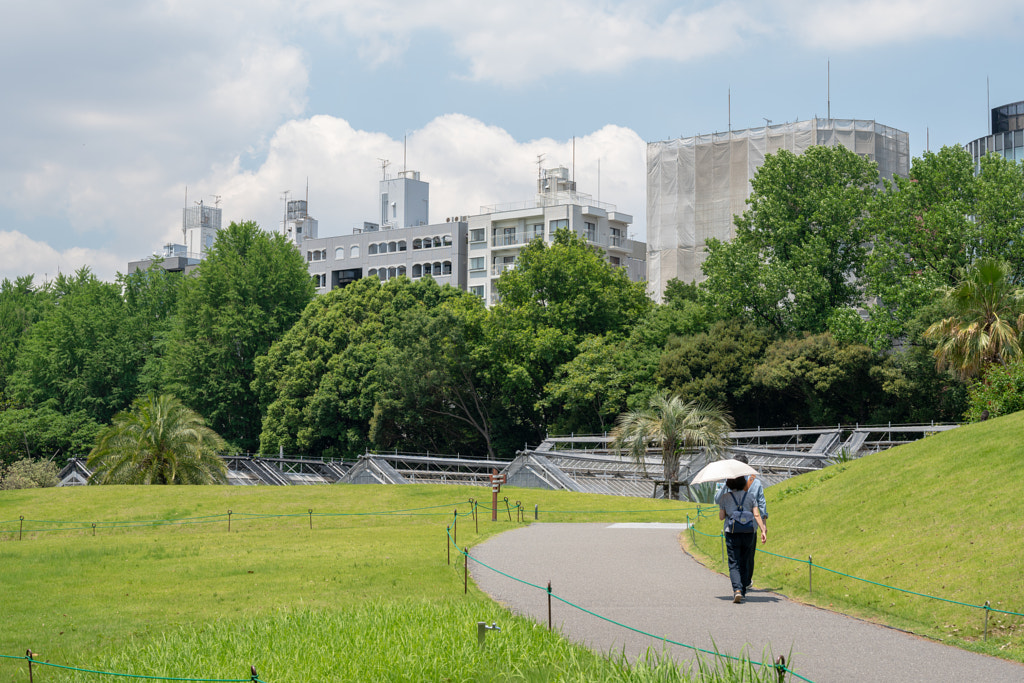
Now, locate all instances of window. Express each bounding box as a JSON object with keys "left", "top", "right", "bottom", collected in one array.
[
  {"left": 470, "top": 257, "right": 485, "bottom": 271},
  {"left": 470, "top": 285, "right": 485, "bottom": 298},
  {"left": 398, "top": 240, "right": 407, "bottom": 251},
  {"left": 368, "top": 243, "right": 378, "bottom": 255},
  {"left": 433, "top": 262, "right": 442, "bottom": 275},
  {"left": 351, "top": 245, "right": 360, "bottom": 258},
  {"left": 296, "top": 226, "right": 302, "bottom": 235},
  {"left": 397, "top": 265, "right": 406, "bottom": 277},
  {"left": 413, "top": 238, "right": 422, "bottom": 250},
  {"left": 585, "top": 222, "right": 597, "bottom": 242},
  {"left": 432, "top": 236, "right": 442, "bottom": 248},
  {"left": 549, "top": 219, "right": 568, "bottom": 235},
  {"left": 379, "top": 242, "right": 387, "bottom": 254},
  {"left": 335, "top": 247, "right": 345, "bottom": 260},
  {"left": 470, "top": 229, "right": 485, "bottom": 242},
  {"left": 609, "top": 256, "right": 621, "bottom": 266},
  {"left": 412, "top": 264, "right": 422, "bottom": 278},
  {"left": 442, "top": 261, "right": 452, "bottom": 275},
  {"left": 388, "top": 267, "right": 397, "bottom": 279},
  {"left": 442, "top": 234, "right": 452, "bottom": 246},
  {"left": 307, "top": 251, "right": 313, "bottom": 262},
  {"left": 532, "top": 223, "right": 544, "bottom": 240},
  {"left": 380, "top": 193, "right": 388, "bottom": 225},
  {"left": 368, "top": 268, "right": 377, "bottom": 277}
]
